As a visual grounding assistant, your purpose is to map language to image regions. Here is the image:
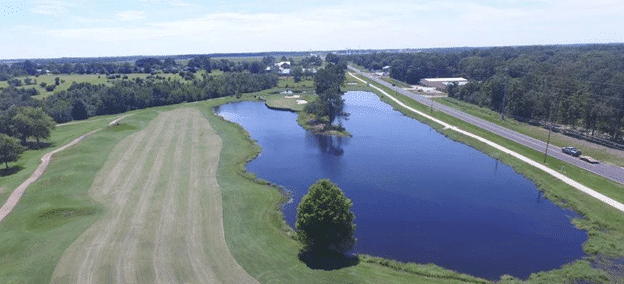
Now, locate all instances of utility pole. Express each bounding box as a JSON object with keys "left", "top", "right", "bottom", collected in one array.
[
  {"left": 543, "top": 87, "right": 562, "bottom": 164},
  {"left": 544, "top": 124, "right": 552, "bottom": 163},
  {"left": 501, "top": 78, "right": 508, "bottom": 121},
  {"left": 430, "top": 97, "right": 433, "bottom": 113}
]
